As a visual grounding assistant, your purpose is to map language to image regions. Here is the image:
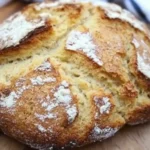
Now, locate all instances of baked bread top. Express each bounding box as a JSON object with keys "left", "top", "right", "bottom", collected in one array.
[{"left": 0, "top": 0, "right": 150, "bottom": 149}]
